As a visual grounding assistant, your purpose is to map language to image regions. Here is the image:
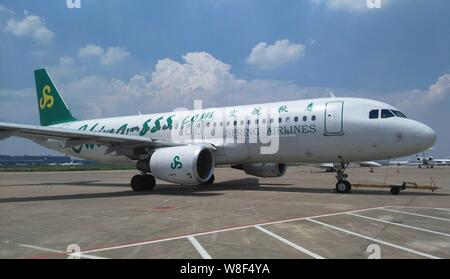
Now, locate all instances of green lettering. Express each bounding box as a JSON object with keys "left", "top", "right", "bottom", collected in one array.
[
  {"left": 163, "top": 115, "right": 175, "bottom": 130},
  {"left": 116, "top": 124, "right": 128, "bottom": 135},
  {"left": 151, "top": 116, "right": 164, "bottom": 133},
  {"left": 140, "top": 119, "right": 151, "bottom": 136}
]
